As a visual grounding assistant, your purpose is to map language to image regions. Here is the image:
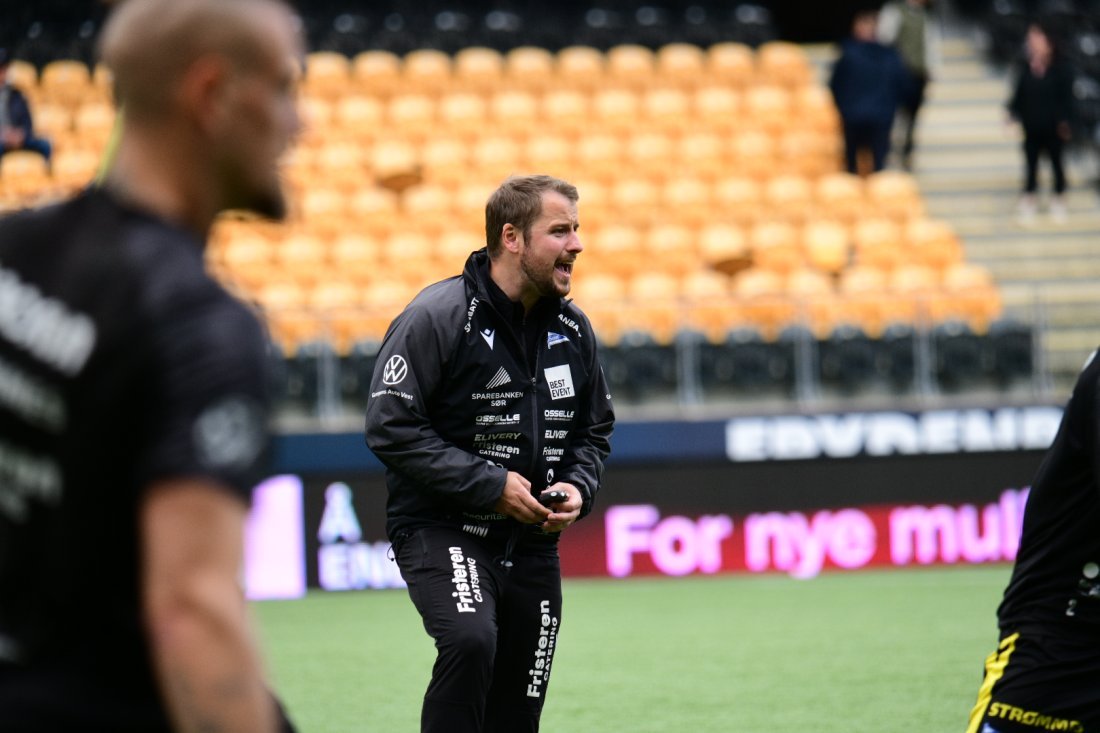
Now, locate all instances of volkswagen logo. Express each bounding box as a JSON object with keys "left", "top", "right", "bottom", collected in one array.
[{"left": 382, "top": 355, "right": 408, "bottom": 385}]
